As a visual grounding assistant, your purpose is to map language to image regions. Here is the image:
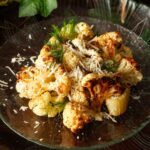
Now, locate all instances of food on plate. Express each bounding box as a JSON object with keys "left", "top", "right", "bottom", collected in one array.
[{"left": 16, "top": 20, "right": 143, "bottom": 133}]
